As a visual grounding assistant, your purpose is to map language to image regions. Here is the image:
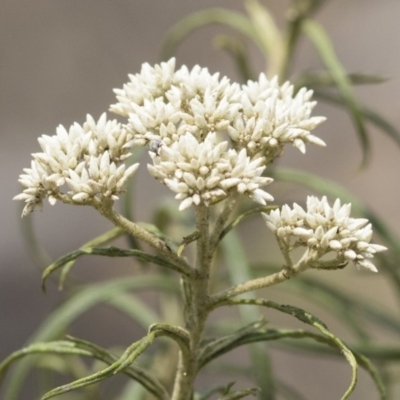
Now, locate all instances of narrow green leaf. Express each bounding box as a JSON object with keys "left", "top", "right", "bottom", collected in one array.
[
  {"left": 0, "top": 342, "right": 91, "bottom": 382},
  {"left": 219, "top": 205, "right": 277, "bottom": 243},
  {"left": 161, "top": 8, "right": 261, "bottom": 60},
  {"left": 218, "top": 386, "right": 260, "bottom": 400},
  {"left": 3, "top": 275, "right": 178, "bottom": 400},
  {"left": 105, "top": 292, "right": 160, "bottom": 329},
  {"left": 41, "top": 333, "right": 157, "bottom": 400},
  {"left": 20, "top": 213, "right": 52, "bottom": 268},
  {"left": 42, "top": 245, "right": 188, "bottom": 291},
  {"left": 313, "top": 89, "right": 400, "bottom": 149},
  {"left": 213, "top": 35, "right": 256, "bottom": 82},
  {"left": 222, "top": 232, "right": 275, "bottom": 400},
  {"left": 216, "top": 298, "right": 358, "bottom": 399},
  {"left": 303, "top": 19, "right": 370, "bottom": 167},
  {"left": 244, "top": 0, "right": 285, "bottom": 77},
  {"left": 60, "top": 227, "right": 124, "bottom": 289},
  {"left": 296, "top": 71, "right": 388, "bottom": 89},
  {"left": 66, "top": 336, "right": 169, "bottom": 400},
  {"left": 199, "top": 319, "right": 268, "bottom": 369}
]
